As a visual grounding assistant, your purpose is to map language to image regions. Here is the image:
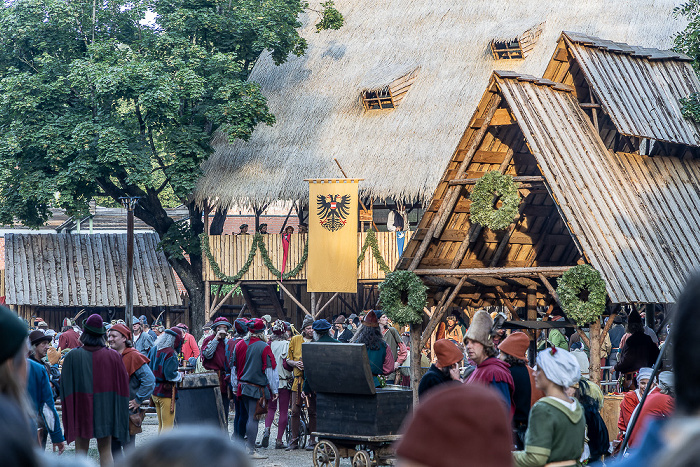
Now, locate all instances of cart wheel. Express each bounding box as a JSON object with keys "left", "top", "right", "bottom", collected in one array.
[
  {"left": 313, "top": 440, "right": 340, "bottom": 467},
  {"left": 352, "top": 450, "right": 372, "bottom": 467}
]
